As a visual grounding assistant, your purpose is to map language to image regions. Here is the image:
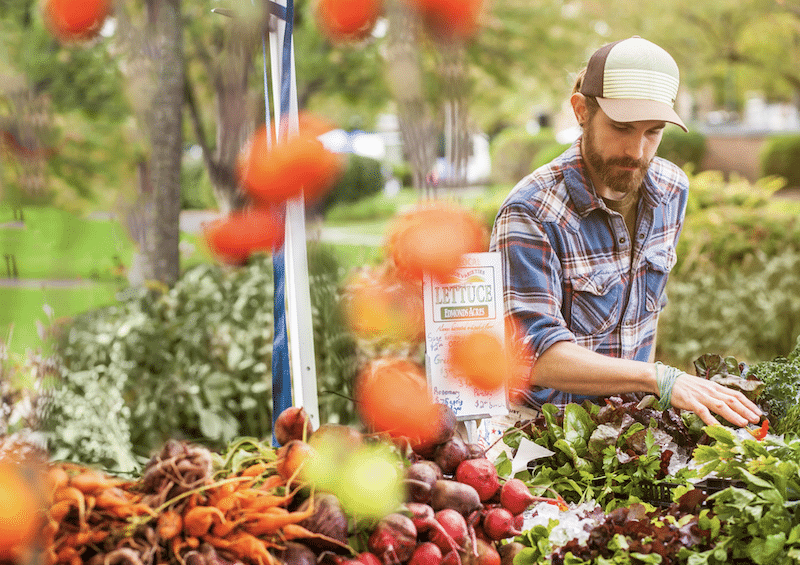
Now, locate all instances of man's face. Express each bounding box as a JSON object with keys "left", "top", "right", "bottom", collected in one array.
[{"left": 581, "top": 106, "right": 666, "bottom": 198}]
